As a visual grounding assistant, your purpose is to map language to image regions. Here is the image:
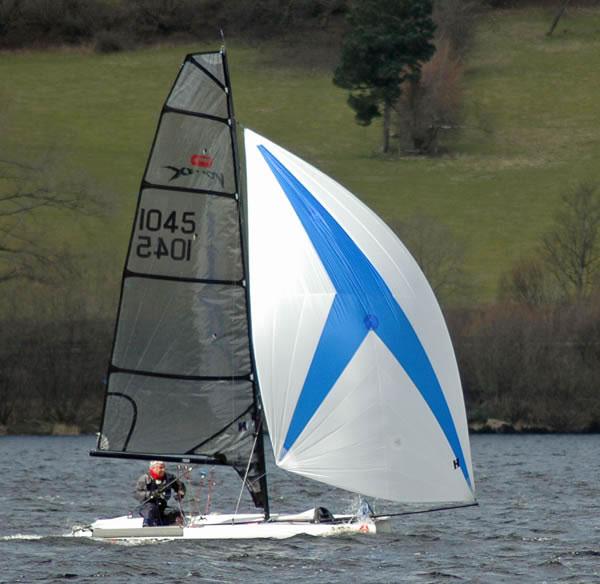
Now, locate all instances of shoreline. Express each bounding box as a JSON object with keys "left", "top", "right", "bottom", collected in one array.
[{"left": 2, "top": 419, "right": 600, "bottom": 437}]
